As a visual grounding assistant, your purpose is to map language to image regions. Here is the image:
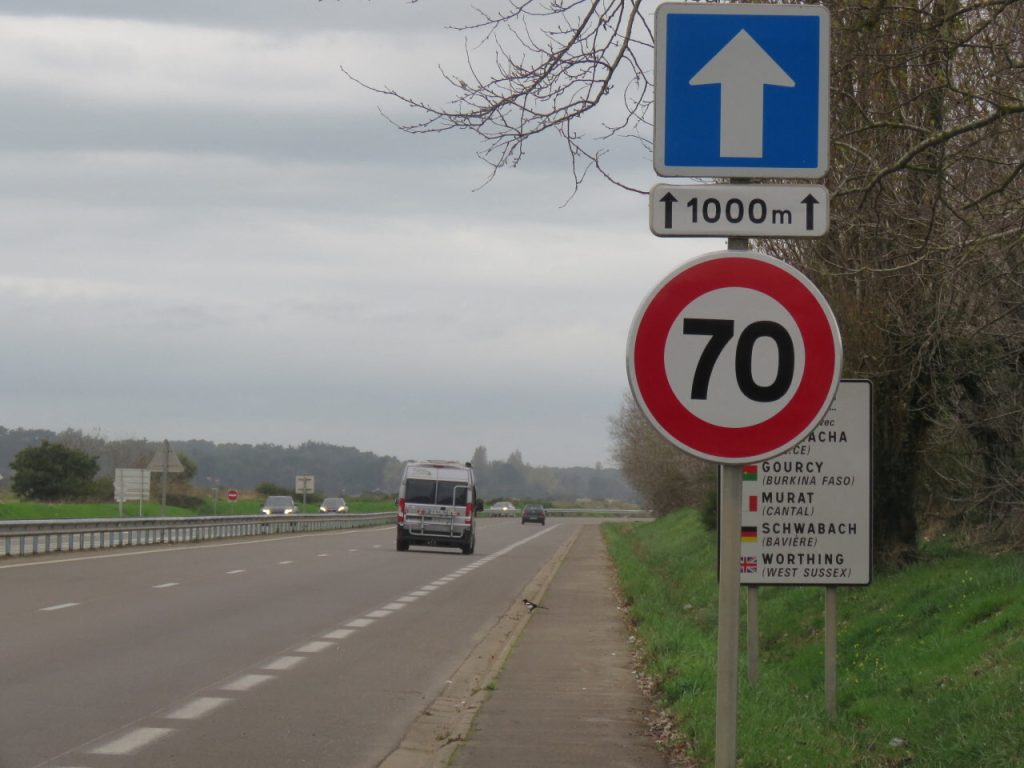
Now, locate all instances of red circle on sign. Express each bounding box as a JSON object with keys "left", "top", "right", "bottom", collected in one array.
[
  {"left": 627, "top": 251, "right": 841, "bottom": 463},
  {"left": 226, "top": 489, "right": 239, "bottom": 501}
]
